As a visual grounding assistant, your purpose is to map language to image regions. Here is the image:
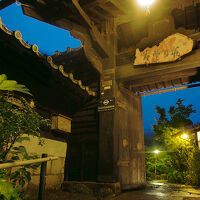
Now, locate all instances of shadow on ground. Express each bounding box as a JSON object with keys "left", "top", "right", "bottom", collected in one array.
[{"left": 28, "top": 180, "right": 200, "bottom": 200}]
